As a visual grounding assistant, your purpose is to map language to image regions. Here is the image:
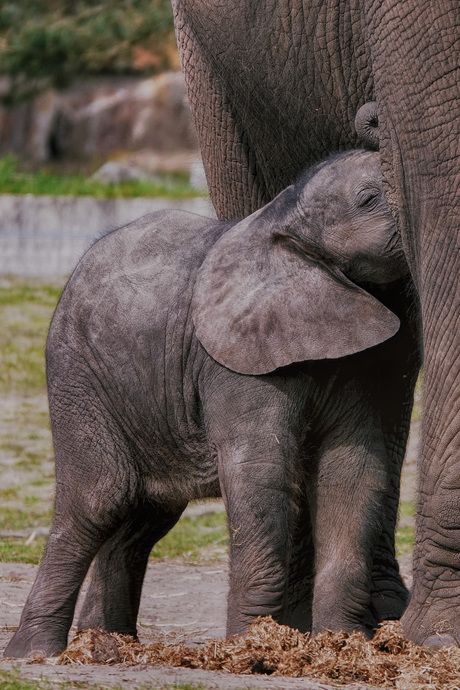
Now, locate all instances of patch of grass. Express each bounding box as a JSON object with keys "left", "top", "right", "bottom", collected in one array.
[
  {"left": 0, "top": 483, "right": 51, "bottom": 501},
  {"left": 0, "top": 506, "right": 53, "bottom": 531},
  {"left": 23, "top": 495, "right": 39, "bottom": 505},
  {"left": 0, "top": 155, "right": 201, "bottom": 199},
  {"left": 0, "top": 481, "right": 53, "bottom": 502},
  {"left": 151, "top": 511, "right": 228, "bottom": 561},
  {"left": 1, "top": 442, "right": 53, "bottom": 472},
  {"left": 0, "top": 403, "right": 52, "bottom": 459},
  {"left": 0, "top": 281, "right": 61, "bottom": 307},
  {"left": 0, "top": 281, "right": 62, "bottom": 393},
  {"left": 0, "top": 486, "right": 21, "bottom": 500},
  {"left": 29, "top": 477, "right": 53, "bottom": 487},
  {"left": 2, "top": 399, "right": 51, "bottom": 428},
  {"left": 0, "top": 428, "right": 54, "bottom": 470},
  {"left": 399, "top": 500, "right": 416, "bottom": 520},
  {"left": 396, "top": 500, "right": 415, "bottom": 557},
  {"left": 15, "top": 451, "right": 47, "bottom": 468},
  {"left": 396, "top": 525, "right": 415, "bottom": 557},
  {"left": 0, "top": 538, "right": 45, "bottom": 565}
]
